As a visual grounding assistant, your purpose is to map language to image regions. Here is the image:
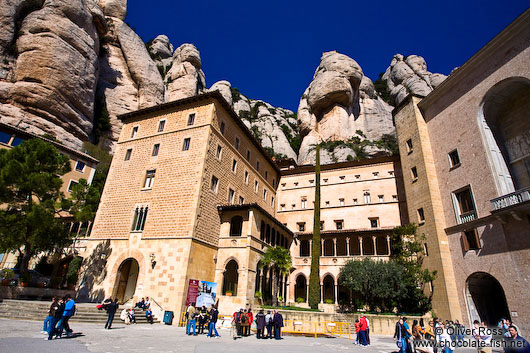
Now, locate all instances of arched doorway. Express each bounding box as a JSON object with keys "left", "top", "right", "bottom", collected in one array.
[
  {"left": 294, "top": 274, "right": 307, "bottom": 303},
  {"left": 322, "top": 275, "right": 335, "bottom": 303},
  {"left": 480, "top": 78, "right": 530, "bottom": 193},
  {"left": 222, "top": 260, "right": 239, "bottom": 295},
  {"left": 466, "top": 272, "right": 510, "bottom": 327},
  {"left": 114, "top": 258, "right": 140, "bottom": 304}
]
